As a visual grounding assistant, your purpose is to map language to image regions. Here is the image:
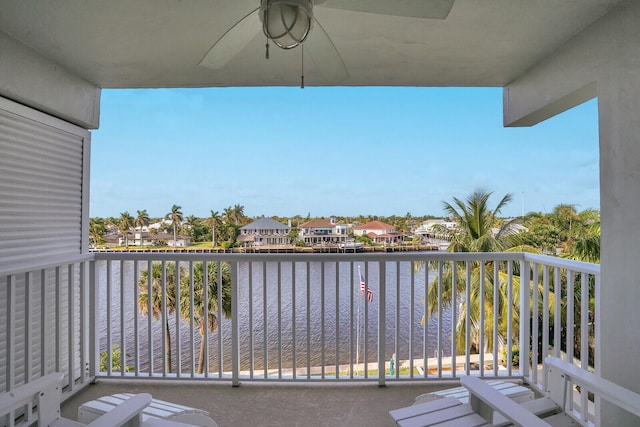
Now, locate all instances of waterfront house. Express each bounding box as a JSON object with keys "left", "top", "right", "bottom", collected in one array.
[
  {"left": 299, "top": 217, "right": 349, "bottom": 245},
  {"left": 239, "top": 217, "right": 291, "bottom": 246},
  {"left": 2, "top": 2, "right": 640, "bottom": 425},
  {"left": 414, "top": 219, "right": 458, "bottom": 239},
  {"left": 354, "top": 220, "right": 404, "bottom": 245}
]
